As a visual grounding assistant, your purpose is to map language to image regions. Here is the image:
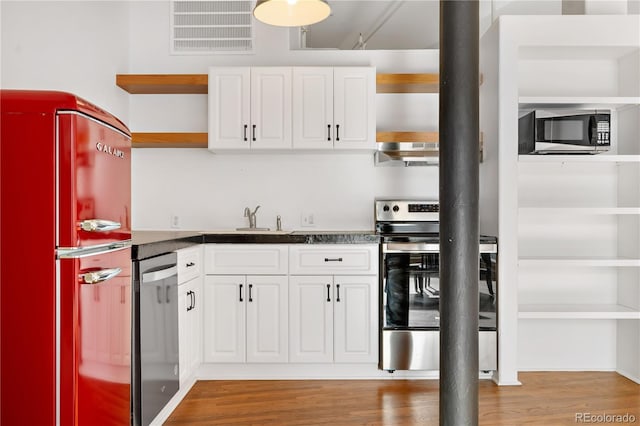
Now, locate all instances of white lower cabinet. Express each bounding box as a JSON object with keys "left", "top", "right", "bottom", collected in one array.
[
  {"left": 178, "top": 275, "right": 202, "bottom": 385},
  {"left": 203, "top": 274, "right": 288, "bottom": 363},
  {"left": 202, "top": 243, "right": 378, "bottom": 370},
  {"left": 177, "top": 246, "right": 203, "bottom": 387},
  {"left": 289, "top": 275, "right": 378, "bottom": 363}
]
